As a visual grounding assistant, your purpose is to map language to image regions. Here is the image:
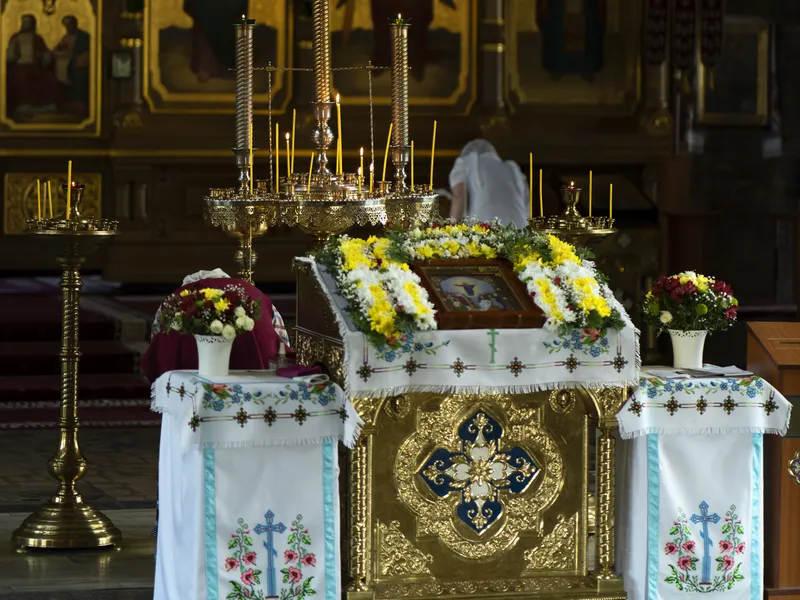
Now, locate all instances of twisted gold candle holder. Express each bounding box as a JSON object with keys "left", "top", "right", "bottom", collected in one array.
[
  {"left": 14, "top": 193, "right": 120, "bottom": 549},
  {"left": 528, "top": 184, "right": 615, "bottom": 246}
]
